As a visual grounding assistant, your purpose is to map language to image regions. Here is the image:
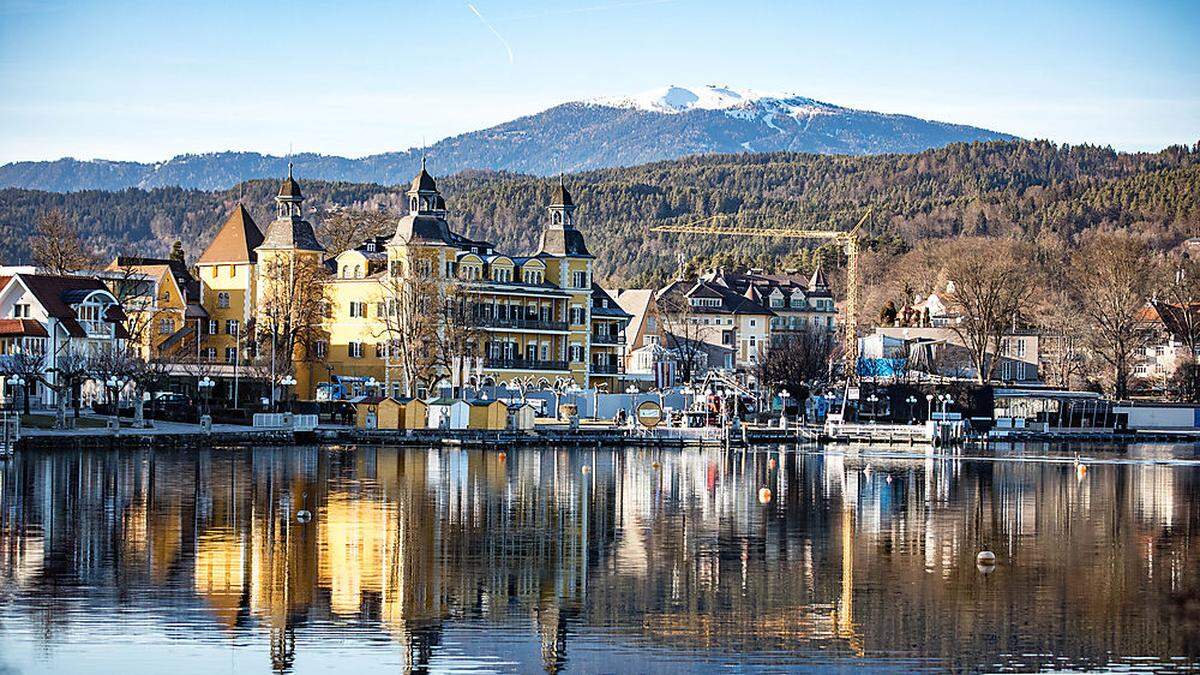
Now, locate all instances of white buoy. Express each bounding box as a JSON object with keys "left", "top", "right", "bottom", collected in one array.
[
  {"left": 296, "top": 492, "right": 312, "bottom": 524},
  {"left": 976, "top": 550, "right": 996, "bottom": 565},
  {"left": 758, "top": 487, "right": 773, "bottom": 504}
]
